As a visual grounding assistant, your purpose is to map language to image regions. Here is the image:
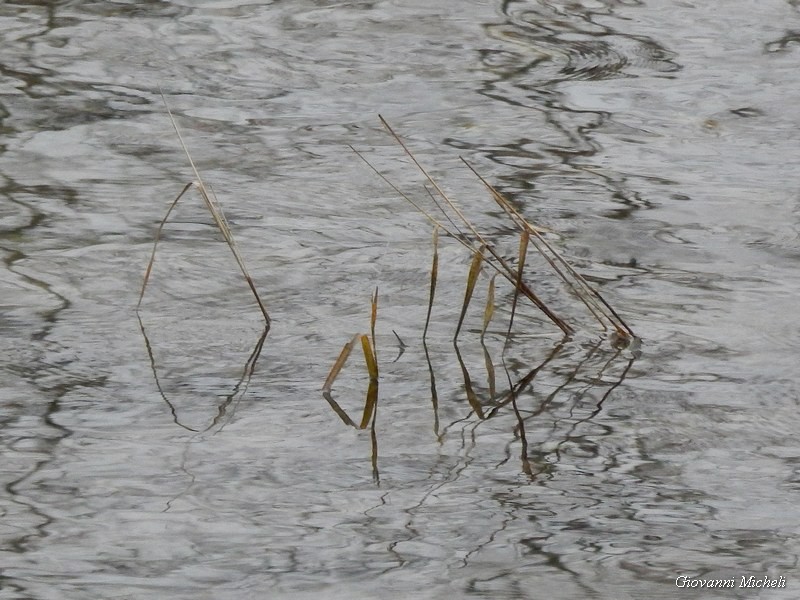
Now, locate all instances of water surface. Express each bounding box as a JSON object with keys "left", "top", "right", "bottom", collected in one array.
[{"left": 2, "top": 1, "right": 800, "bottom": 598}]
